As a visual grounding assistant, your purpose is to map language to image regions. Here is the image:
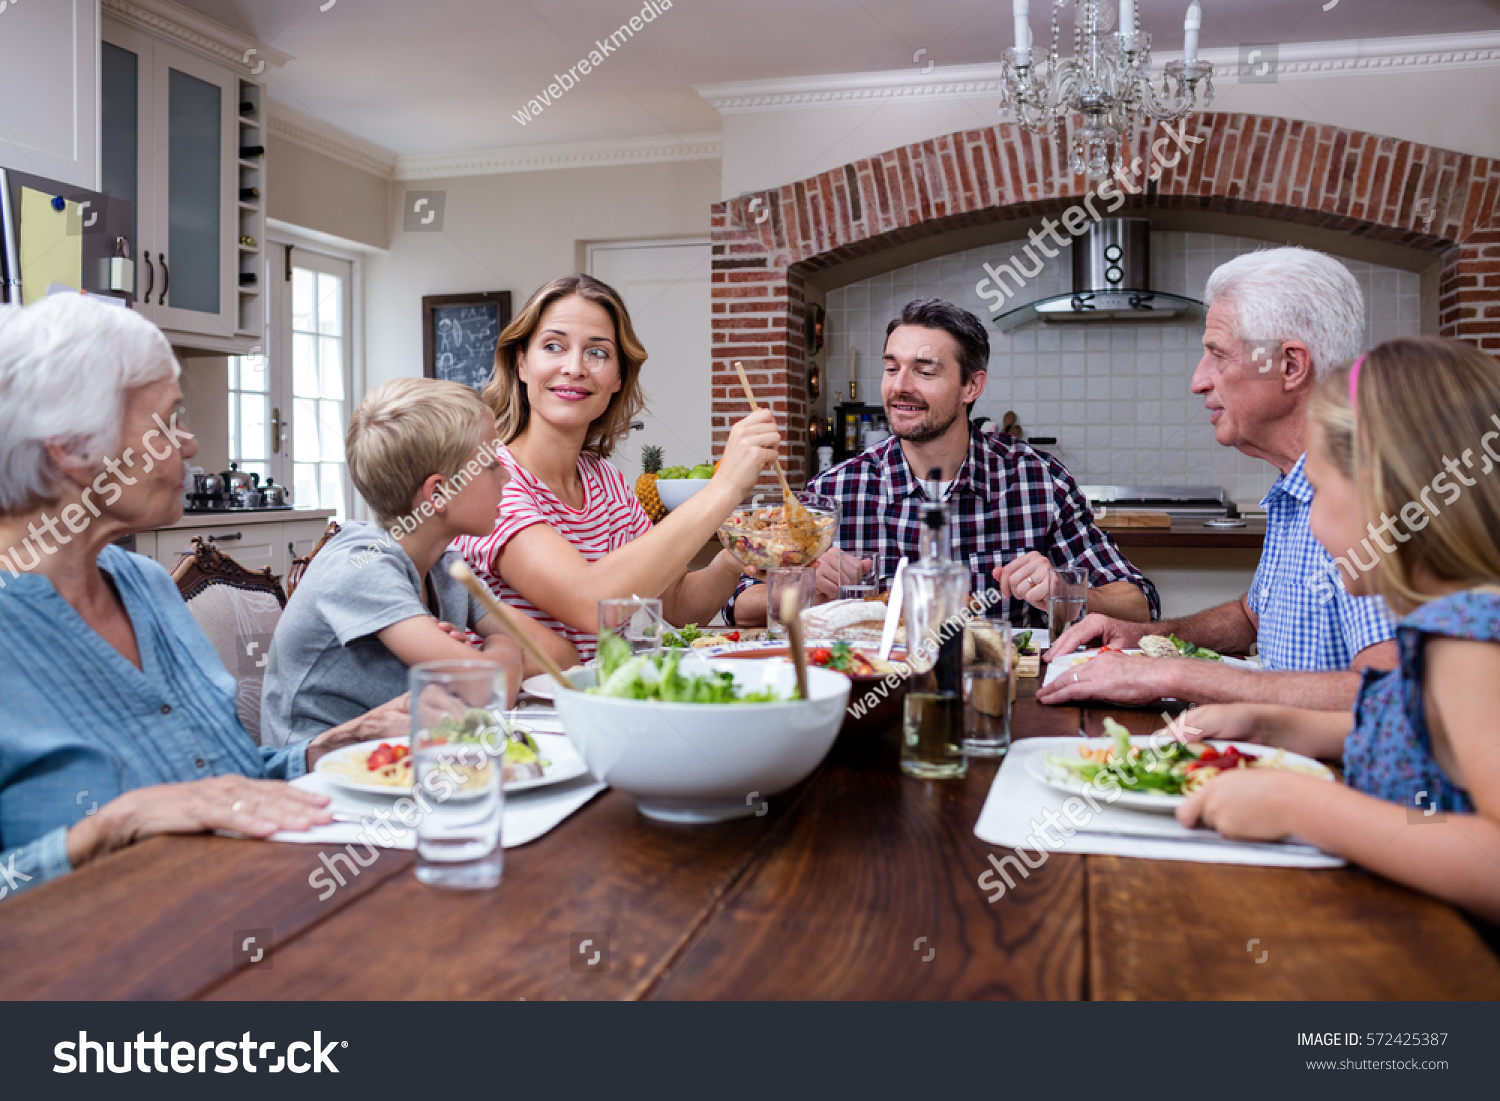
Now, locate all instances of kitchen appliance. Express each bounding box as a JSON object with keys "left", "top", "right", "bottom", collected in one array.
[
  {"left": 994, "top": 218, "right": 1205, "bottom": 332},
  {"left": 1, "top": 166, "right": 134, "bottom": 305},
  {"left": 183, "top": 464, "right": 292, "bottom": 513},
  {"left": 1082, "top": 484, "right": 1232, "bottom": 521}
]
